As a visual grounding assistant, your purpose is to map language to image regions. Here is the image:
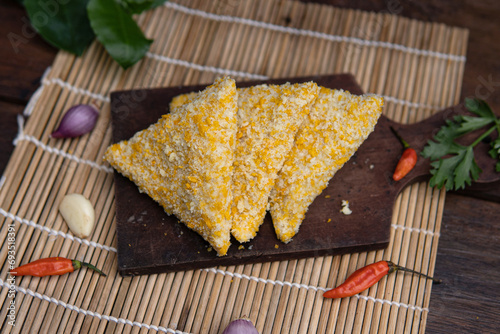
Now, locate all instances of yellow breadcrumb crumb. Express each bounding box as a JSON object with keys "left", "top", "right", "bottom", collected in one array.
[
  {"left": 269, "top": 88, "right": 383, "bottom": 243},
  {"left": 104, "top": 77, "right": 238, "bottom": 256}
]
